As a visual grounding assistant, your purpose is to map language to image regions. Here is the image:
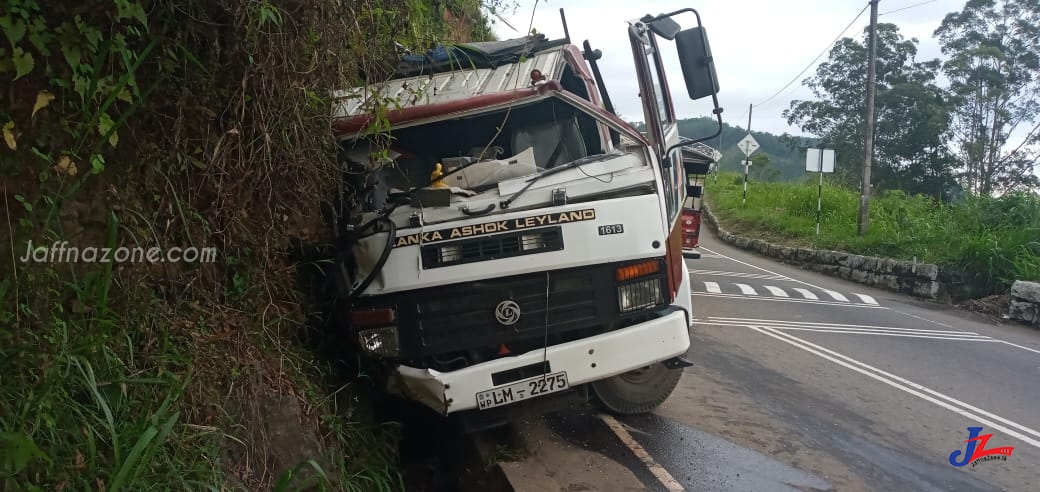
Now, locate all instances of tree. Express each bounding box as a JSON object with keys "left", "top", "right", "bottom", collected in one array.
[
  {"left": 749, "top": 152, "right": 780, "bottom": 182},
  {"left": 783, "top": 23, "right": 958, "bottom": 199},
  {"left": 934, "top": 0, "right": 1040, "bottom": 195}
]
